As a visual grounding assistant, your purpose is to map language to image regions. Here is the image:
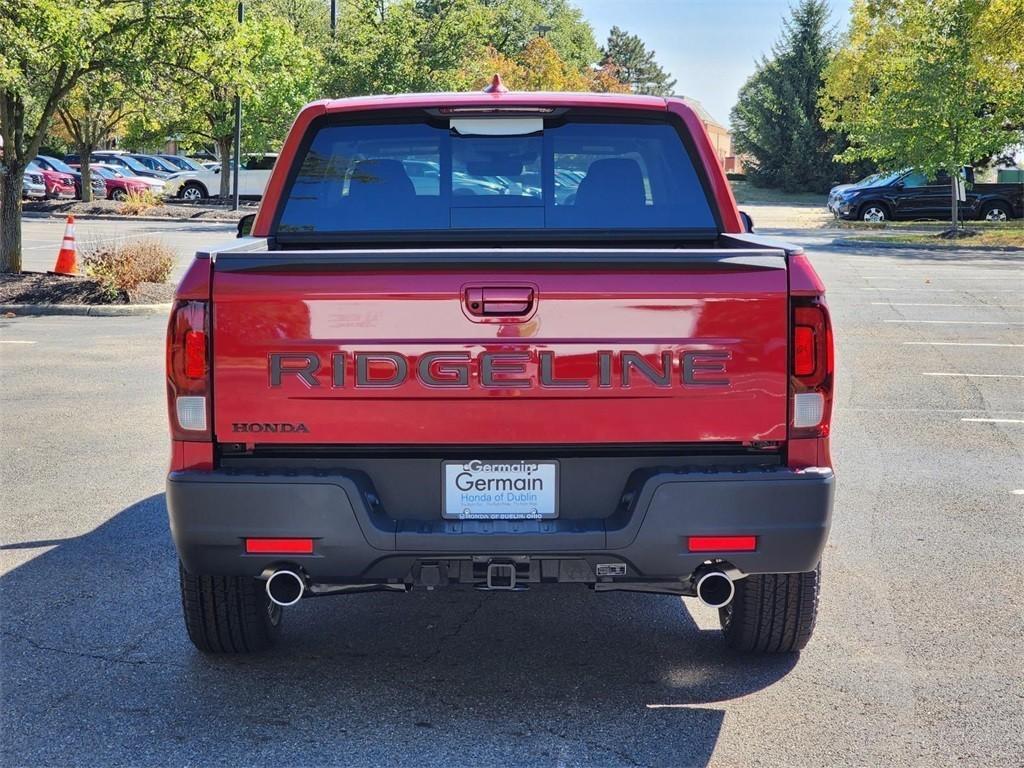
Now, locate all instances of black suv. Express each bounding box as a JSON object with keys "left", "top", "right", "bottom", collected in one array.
[{"left": 832, "top": 168, "right": 1023, "bottom": 222}]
